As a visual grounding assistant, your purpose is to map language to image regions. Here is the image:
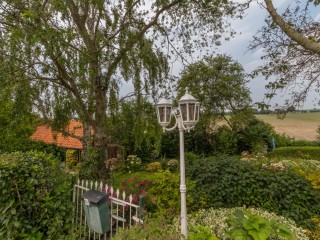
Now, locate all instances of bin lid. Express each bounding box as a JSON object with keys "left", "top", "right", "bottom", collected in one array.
[{"left": 82, "top": 190, "right": 108, "bottom": 205}]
